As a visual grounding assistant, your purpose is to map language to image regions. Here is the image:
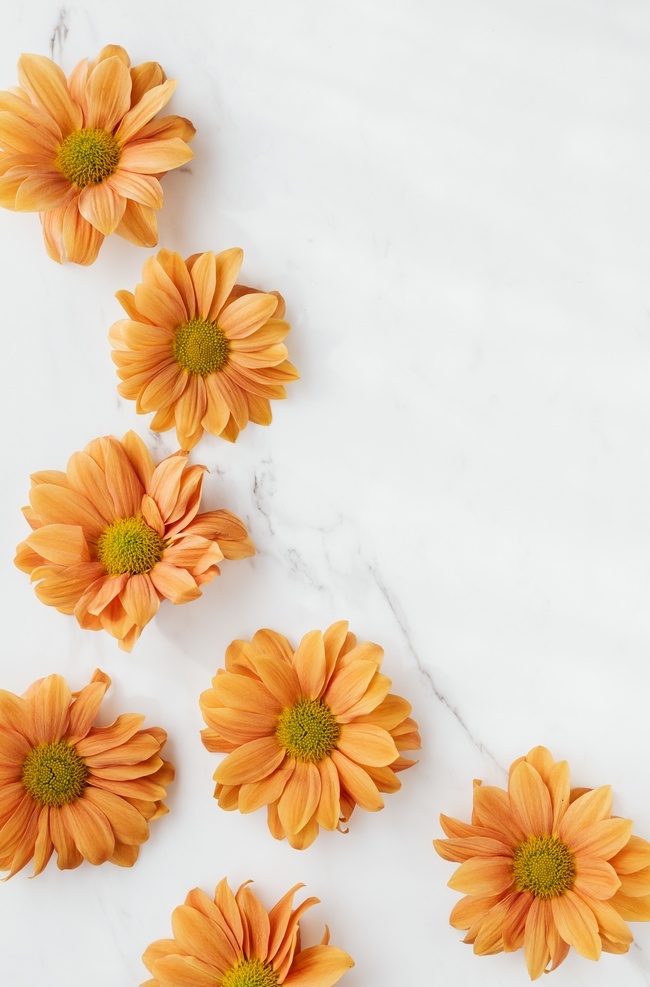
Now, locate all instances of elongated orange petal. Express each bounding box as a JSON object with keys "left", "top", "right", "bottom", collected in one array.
[
  {"left": 550, "top": 890, "right": 601, "bottom": 960},
  {"left": 282, "top": 945, "right": 354, "bottom": 987},
  {"left": 84, "top": 55, "right": 131, "bottom": 130},
  {"left": 216, "top": 737, "right": 285, "bottom": 786},
  {"left": 509, "top": 762, "right": 552, "bottom": 837}
]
